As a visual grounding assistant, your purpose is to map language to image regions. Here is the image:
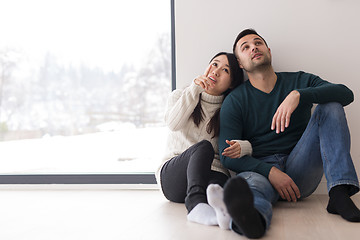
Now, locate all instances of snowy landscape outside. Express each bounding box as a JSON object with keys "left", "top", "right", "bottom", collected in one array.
[{"left": 0, "top": 0, "right": 171, "bottom": 174}]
